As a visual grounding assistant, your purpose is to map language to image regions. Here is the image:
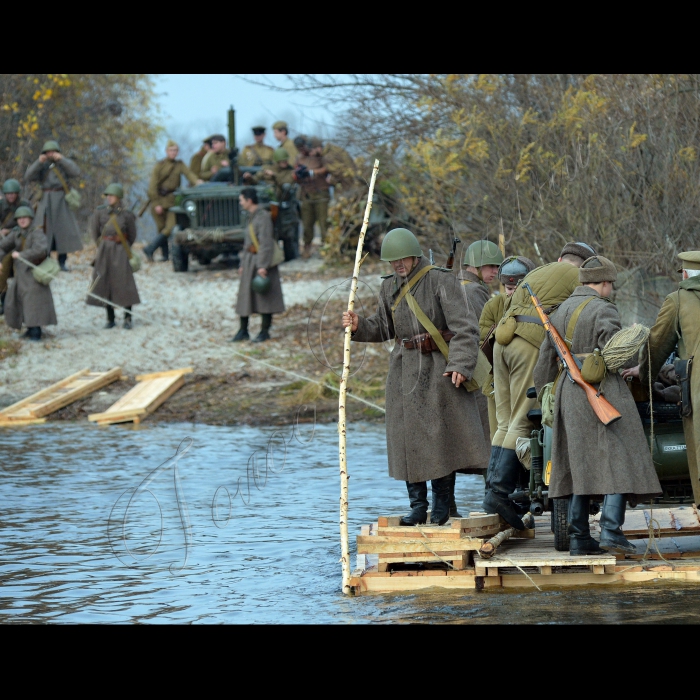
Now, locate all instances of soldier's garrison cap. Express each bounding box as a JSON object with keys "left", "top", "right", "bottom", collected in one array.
[
  {"left": 166, "top": 139, "right": 179, "bottom": 149},
  {"left": 210, "top": 134, "right": 226, "bottom": 142},
  {"left": 677, "top": 251, "right": 700, "bottom": 272},
  {"left": 308, "top": 136, "right": 323, "bottom": 148},
  {"left": 272, "top": 121, "right": 288, "bottom": 131},
  {"left": 204, "top": 135, "right": 216, "bottom": 145},
  {"left": 560, "top": 241, "right": 597, "bottom": 261},
  {"left": 252, "top": 126, "right": 266, "bottom": 134},
  {"left": 579, "top": 255, "right": 617, "bottom": 284},
  {"left": 41, "top": 140, "right": 61, "bottom": 153},
  {"left": 273, "top": 148, "right": 290, "bottom": 163}
]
